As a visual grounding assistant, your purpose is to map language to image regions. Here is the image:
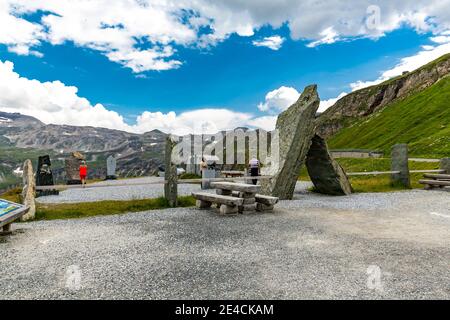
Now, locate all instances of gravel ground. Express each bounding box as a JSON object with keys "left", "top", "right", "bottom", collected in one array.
[
  {"left": 1, "top": 189, "right": 449, "bottom": 300},
  {"left": 36, "top": 176, "right": 314, "bottom": 203}
]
